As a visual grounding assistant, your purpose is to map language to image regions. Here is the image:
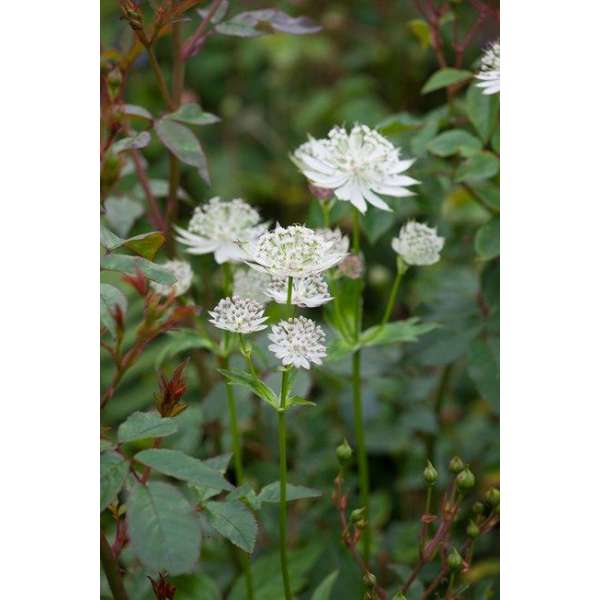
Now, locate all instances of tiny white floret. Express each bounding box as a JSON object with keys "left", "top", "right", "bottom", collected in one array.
[
  {"left": 150, "top": 260, "right": 193, "bottom": 297},
  {"left": 266, "top": 273, "right": 333, "bottom": 308},
  {"left": 208, "top": 296, "right": 268, "bottom": 334},
  {"left": 268, "top": 316, "right": 327, "bottom": 370},
  {"left": 391, "top": 221, "right": 444, "bottom": 266},
  {"left": 233, "top": 268, "right": 271, "bottom": 304}
]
